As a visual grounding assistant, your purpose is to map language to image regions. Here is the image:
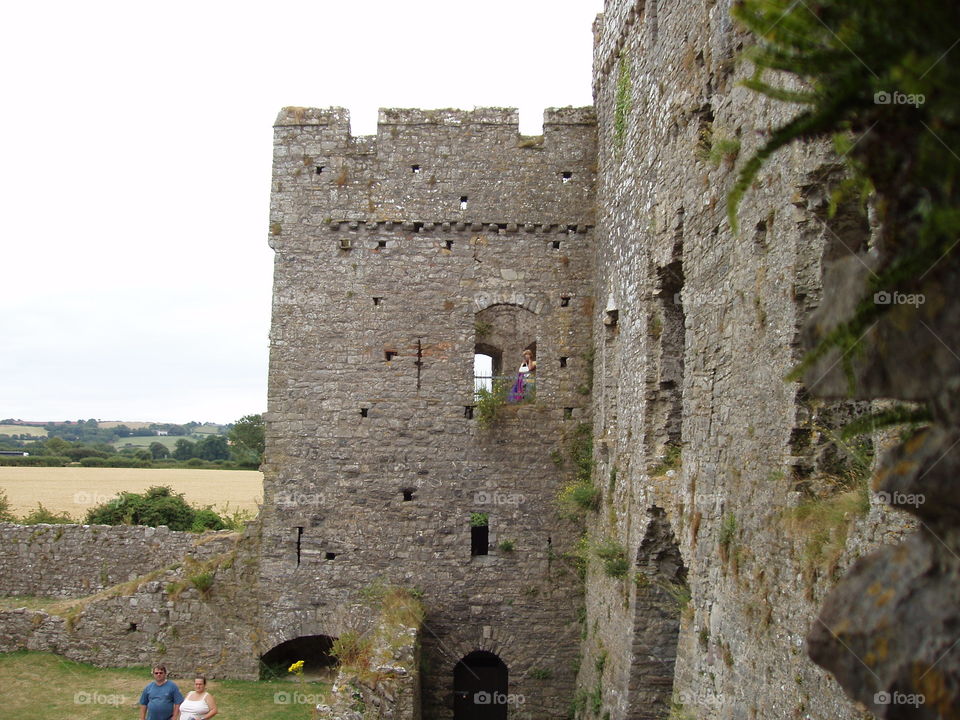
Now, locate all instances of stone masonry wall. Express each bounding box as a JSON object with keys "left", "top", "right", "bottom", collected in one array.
[
  {"left": 0, "top": 523, "right": 234, "bottom": 598},
  {"left": 263, "top": 107, "right": 597, "bottom": 718},
  {"left": 582, "top": 1, "right": 912, "bottom": 719},
  {"left": 0, "top": 528, "right": 261, "bottom": 679}
]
